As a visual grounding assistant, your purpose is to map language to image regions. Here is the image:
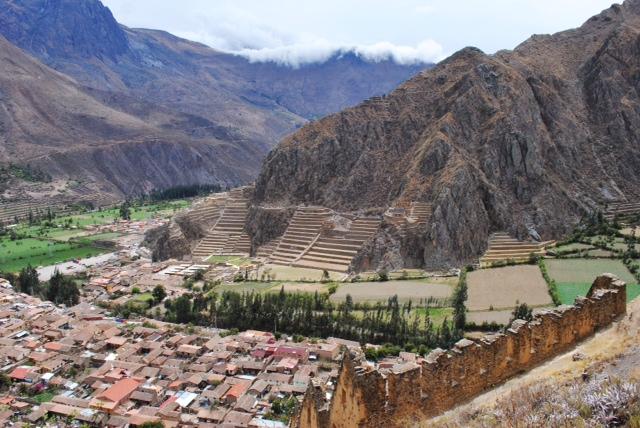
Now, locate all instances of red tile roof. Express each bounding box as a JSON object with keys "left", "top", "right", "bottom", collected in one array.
[
  {"left": 98, "top": 378, "right": 140, "bottom": 403},
  {"left": 9, "top": 368, "right": 29, "bottom": 380}
]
